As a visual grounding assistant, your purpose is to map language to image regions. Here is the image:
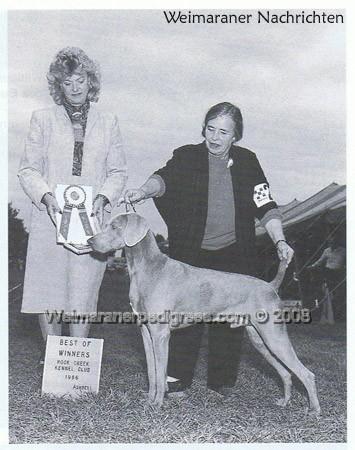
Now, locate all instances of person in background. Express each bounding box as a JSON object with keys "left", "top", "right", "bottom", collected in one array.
[
  {"left": 308, "top": 236, "right": 346, "bottom": 324},
  {"left": 18, "top": 47, "right": 127, "bottom": 359},
  {"left": 121, "top": 102, "right": 293, "bottom": 397}
]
